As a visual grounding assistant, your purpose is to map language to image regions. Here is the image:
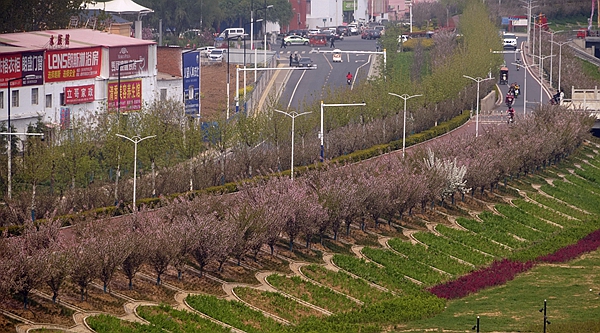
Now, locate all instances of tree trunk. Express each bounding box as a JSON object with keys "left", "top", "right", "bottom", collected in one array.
[{"left": 151, "top": 159, "right": 156, "bottom": 197}]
